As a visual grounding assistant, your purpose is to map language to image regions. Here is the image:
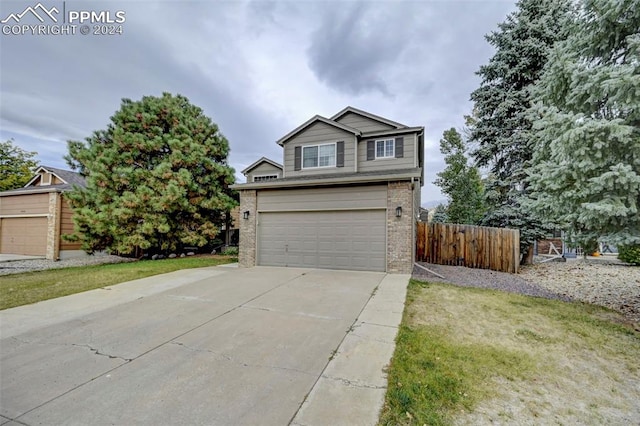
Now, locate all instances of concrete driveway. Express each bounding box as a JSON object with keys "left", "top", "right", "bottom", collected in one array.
[{"left": 0, "top": 266, "right": 408, "bottom": 425}]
